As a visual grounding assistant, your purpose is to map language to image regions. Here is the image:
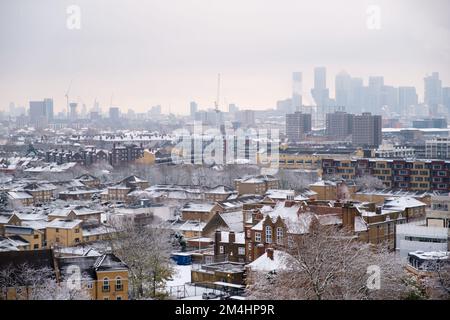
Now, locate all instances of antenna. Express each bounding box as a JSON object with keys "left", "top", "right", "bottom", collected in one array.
[{"left": 214, "top": 73, "right": 221, "bottom": 112}]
